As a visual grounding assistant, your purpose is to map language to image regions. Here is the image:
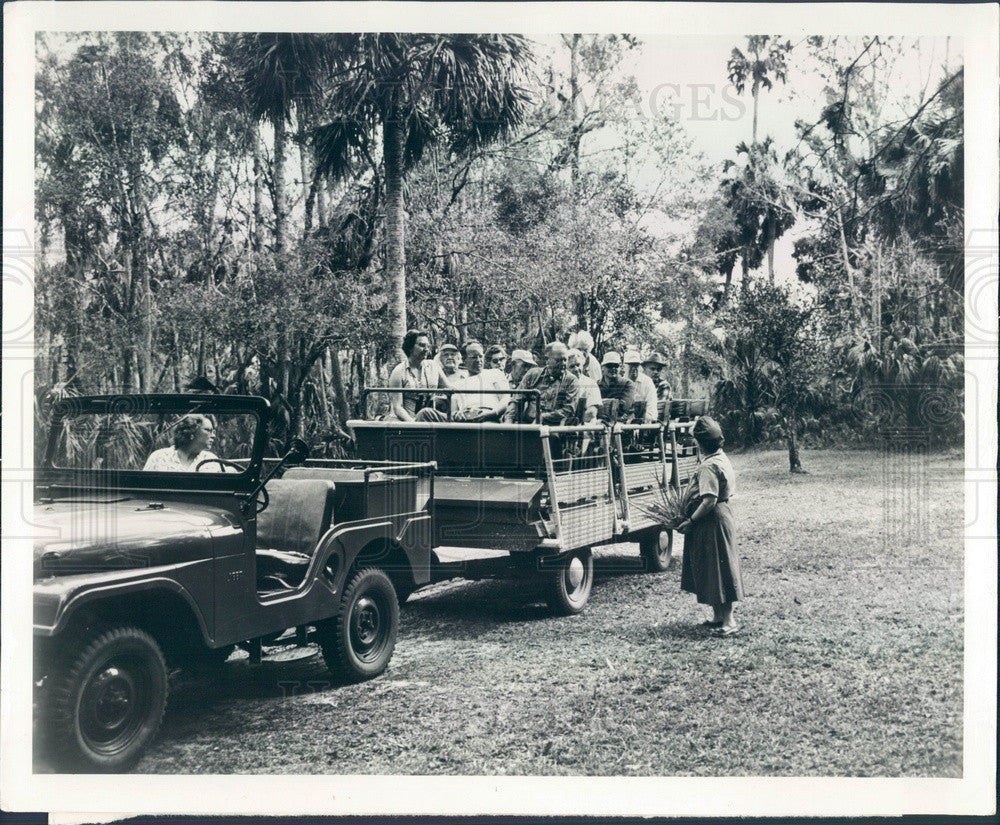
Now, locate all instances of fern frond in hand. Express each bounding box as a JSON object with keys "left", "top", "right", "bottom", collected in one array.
[{"left": 635, "top": 484, "right": 688, "bottom": 530}]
